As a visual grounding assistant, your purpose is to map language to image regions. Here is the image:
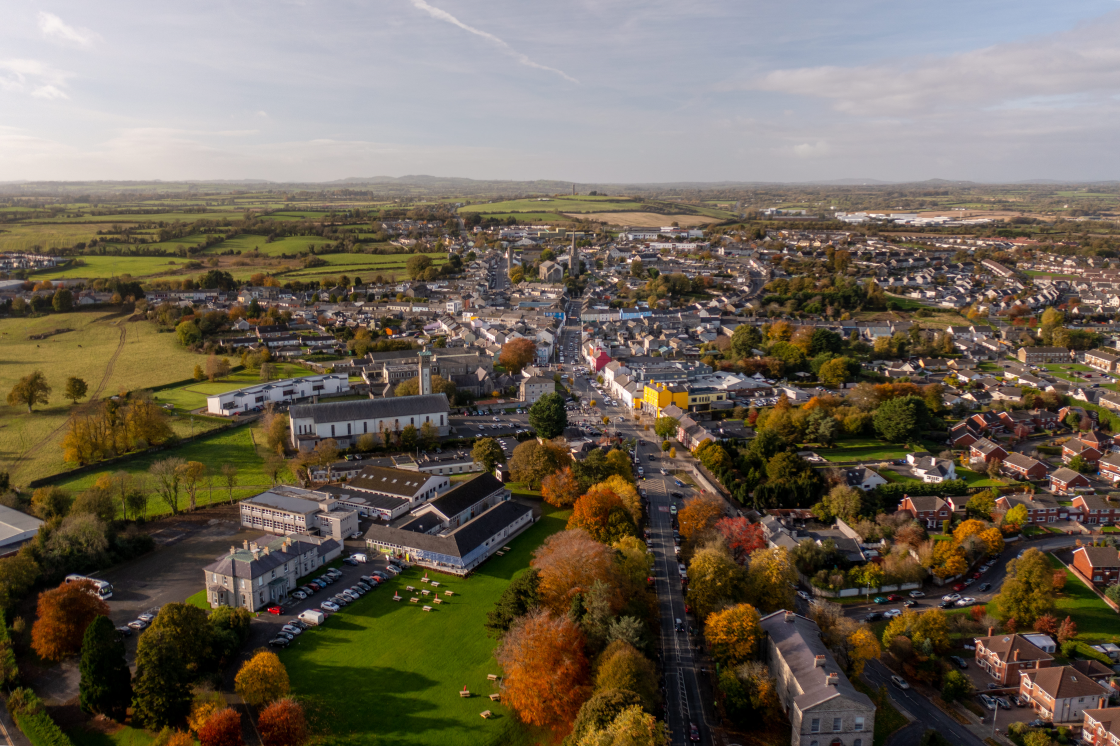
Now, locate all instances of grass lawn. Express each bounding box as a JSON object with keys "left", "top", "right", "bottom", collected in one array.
[
  {"left": 852, "top": 678, "right": 909, "bottom": 746},
  {"left": 279, "top": 503, "right": 570, "bottom": 746},
  {"left": 957, "top": 468, "right": 1006, "bottom": 487},
  {"left": 48, "top": 424, "right": 284, "bottom": 513},
  {"left": 69, "top": 725, "right": 159, "bottom": 746},
  {"left": 0, "top": 311, "right": 203, "bottom": 484},
  {"left": 185, "top": 589, "right": 209, "bottom": 610},
  {"left": 808, "top": 438, "right": 942, "bottom": 463},
  {"left": 1047, "top": 554, "right": 1119, "bottom": 642},
  {"left": 153, "top": 362, "right": 317, "bottom": 412}
]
